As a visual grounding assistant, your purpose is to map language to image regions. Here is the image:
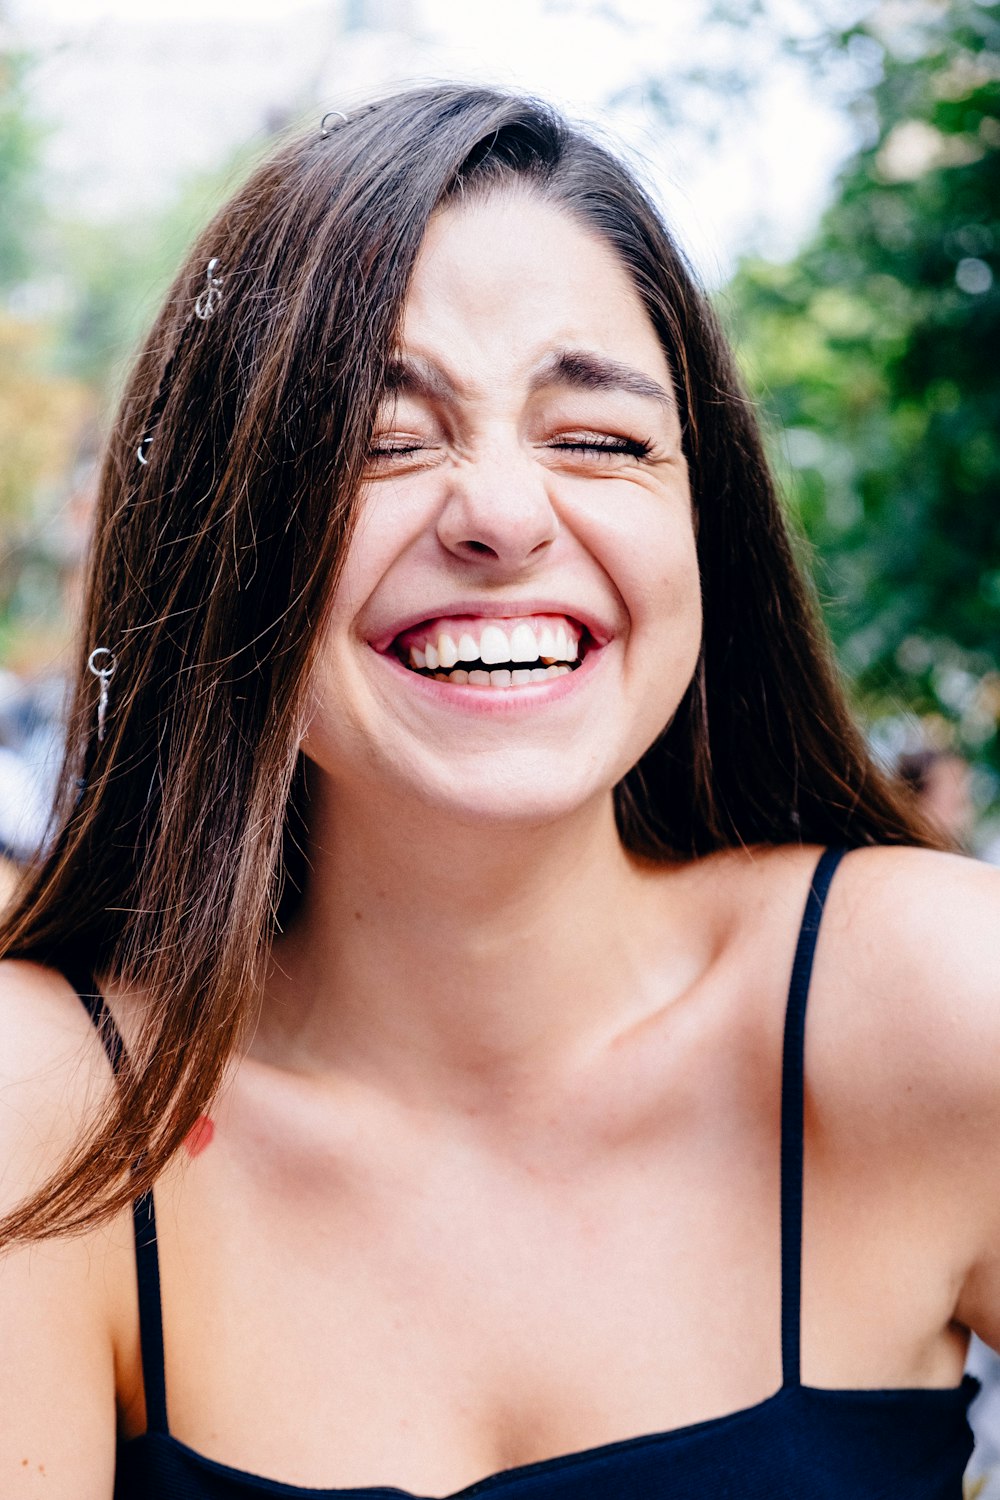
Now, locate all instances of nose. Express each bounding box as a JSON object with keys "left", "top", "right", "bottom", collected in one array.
[{"left": 436, "top": 443, "right": 559, "bottom": 570}]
